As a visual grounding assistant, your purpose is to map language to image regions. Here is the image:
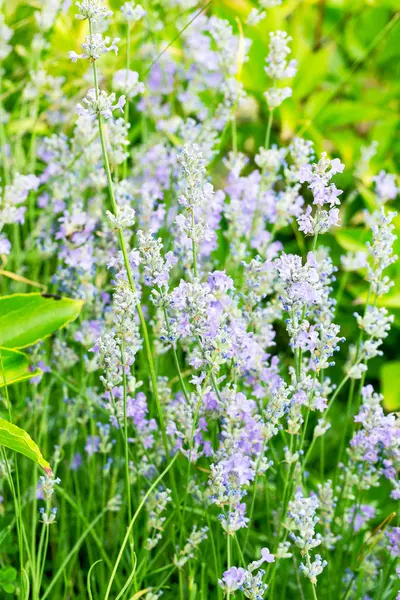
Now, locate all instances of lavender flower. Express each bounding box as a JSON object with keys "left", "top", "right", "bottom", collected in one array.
[
  {"left": 264, "top": 31, "right": 297, "bottom": 109},
  {"left": 219, "top": 549, "right": 274, "bottom": 598},
  {"left": 219, "top": 567, "right": 246, "bottom": 593},
  {"left": 0, "top": 173, "right": 39, "bottom": 229},
  {"left": 75, "top": 0, "right": 112, "bottom": 22},
  {"left": 373, "top": 170, "right": 398, "bottom": 203},
  {"left": 121, "top": 2, "right": 146, "bottom": 22},
  {"left": 365, "top": 207, "right": 397, "bottom": 296},
  {"left": 0, "top": 11, "right": 12, "bottom": 60},
  {"left": 76, "top": 89, "right": 126, "bottom": 120},
  {"left": 173, "top": 526, "right": 208, "bottom": 568},
  {"left": 69, "top": 34, "right": 119, "bottom": 62},
  {"left": 297, "top": 152, "right": 344, "bottom": 235},
  {"left": 113, "top": 69, "right": 145, "bottom": 98},
  {"left": 265, "top": 31, "right": 297, "bottom": 80},
  {"left": 349, "top": 385, "right": 400, "bottom": 499}
]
